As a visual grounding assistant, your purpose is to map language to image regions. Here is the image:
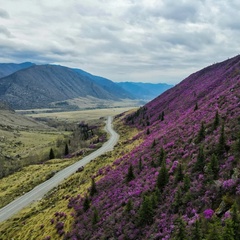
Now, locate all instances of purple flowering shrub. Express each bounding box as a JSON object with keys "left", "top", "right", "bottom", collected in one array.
[{"left": 63, "top": 56, "right": 240, "bottom": 239}]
